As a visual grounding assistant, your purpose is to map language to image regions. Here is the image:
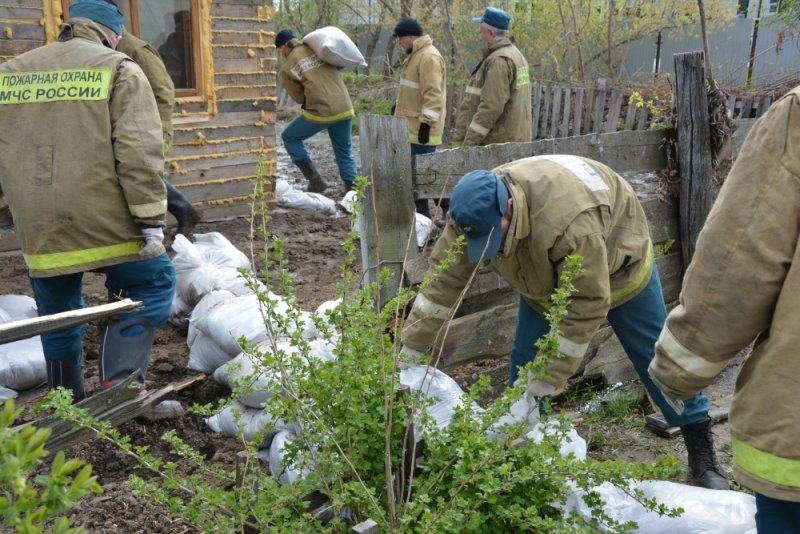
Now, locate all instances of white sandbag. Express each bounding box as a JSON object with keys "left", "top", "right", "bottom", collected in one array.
[
  {"left": 169, "top": 294, "right": 191, "bottom": 328},
  {"left": 186, "top": 330, "right": 232, "bottom": 374},
  {"left": 564, "top": 480, "right": 756, "bottom": 533},
  {"left": 487, "top": 396, "right": 541, "bottom": 440},
  {"left": 415, "top": 212, "right": 433, "bottom": 248},
  {"left": 0, "top": 385, "right": 17, "bottom": 401},
  {"left": 0, "top": 307, "right": 10, "bottom": 324},
  {"left": 302, "top": 26, "right": 367, "bottom": 69},
  {"left": 205, "top": 400, "right": 286, "bottom": 444},
  {"left": 302, "top": 298, "right": 342, "bottom": 339},
  {"left": 188, "top": 290, "right": 236, "bottom": 346},
  {"left": 0, "top": 294, "right": 37, "bottom": 320},
  {"left": 276, "top": 179, "right": 338, "bottom": 215},
  {"left": 269, "top": 430, "right": 310, "bottom": 485},
  {"left": 193, "top": 232, "right": 251, "bottom": 270},
  {"left": 525, "top": 420, "right": 587, "bottom": 460},
  {"left": 0, "top": 336, "right": 46, "bottom": 391}
]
